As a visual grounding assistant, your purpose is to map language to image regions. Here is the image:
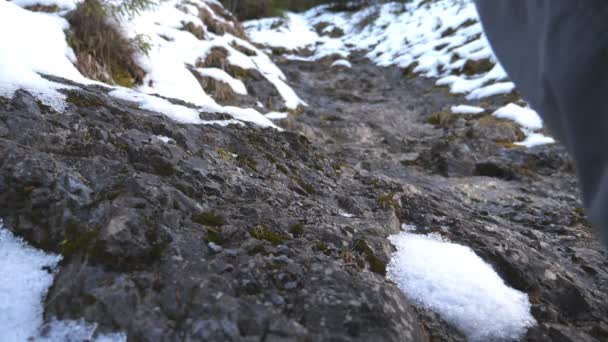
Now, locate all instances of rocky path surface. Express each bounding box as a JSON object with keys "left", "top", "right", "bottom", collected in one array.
[
  {"left": 0, "top": 55, "right": 607, "bottom": 341},
  {"left": 278, "top": 54, "right": 608, "bottom": 341}
]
